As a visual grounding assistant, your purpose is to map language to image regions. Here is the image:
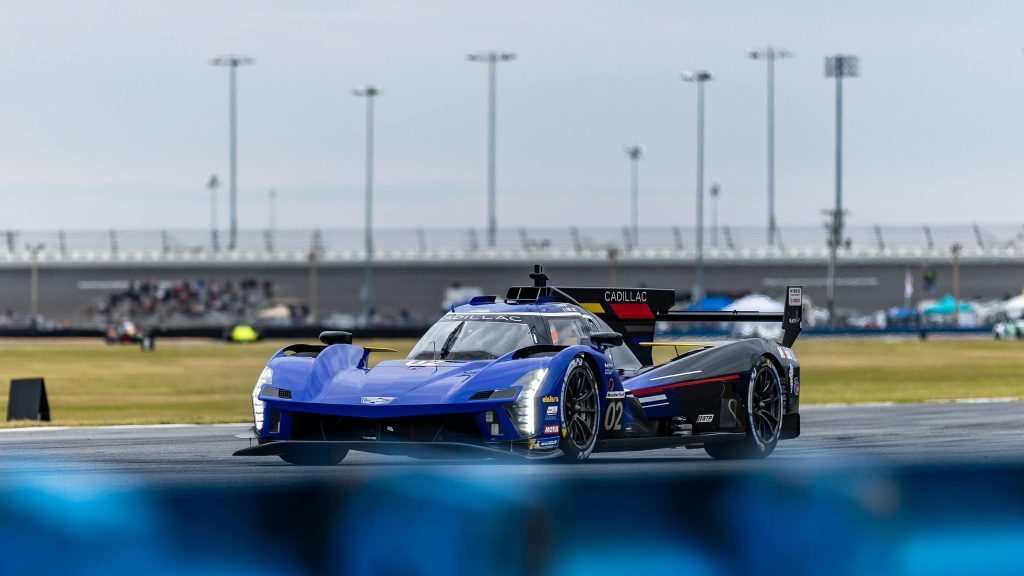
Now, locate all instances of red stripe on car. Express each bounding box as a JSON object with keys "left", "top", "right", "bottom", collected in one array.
[
  {"left": 609, "top": 303, "right": 655, "bottom": 319},
  {"left": 633, "top": 373, "right": 741, "bottom": 397}
]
